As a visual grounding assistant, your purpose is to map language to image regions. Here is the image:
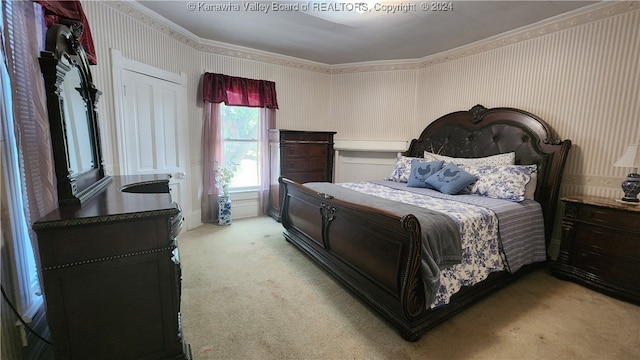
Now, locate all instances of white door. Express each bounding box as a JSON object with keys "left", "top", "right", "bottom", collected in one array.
[{"left": 117, "top": 68, "right": 190, "bottom": 215}]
